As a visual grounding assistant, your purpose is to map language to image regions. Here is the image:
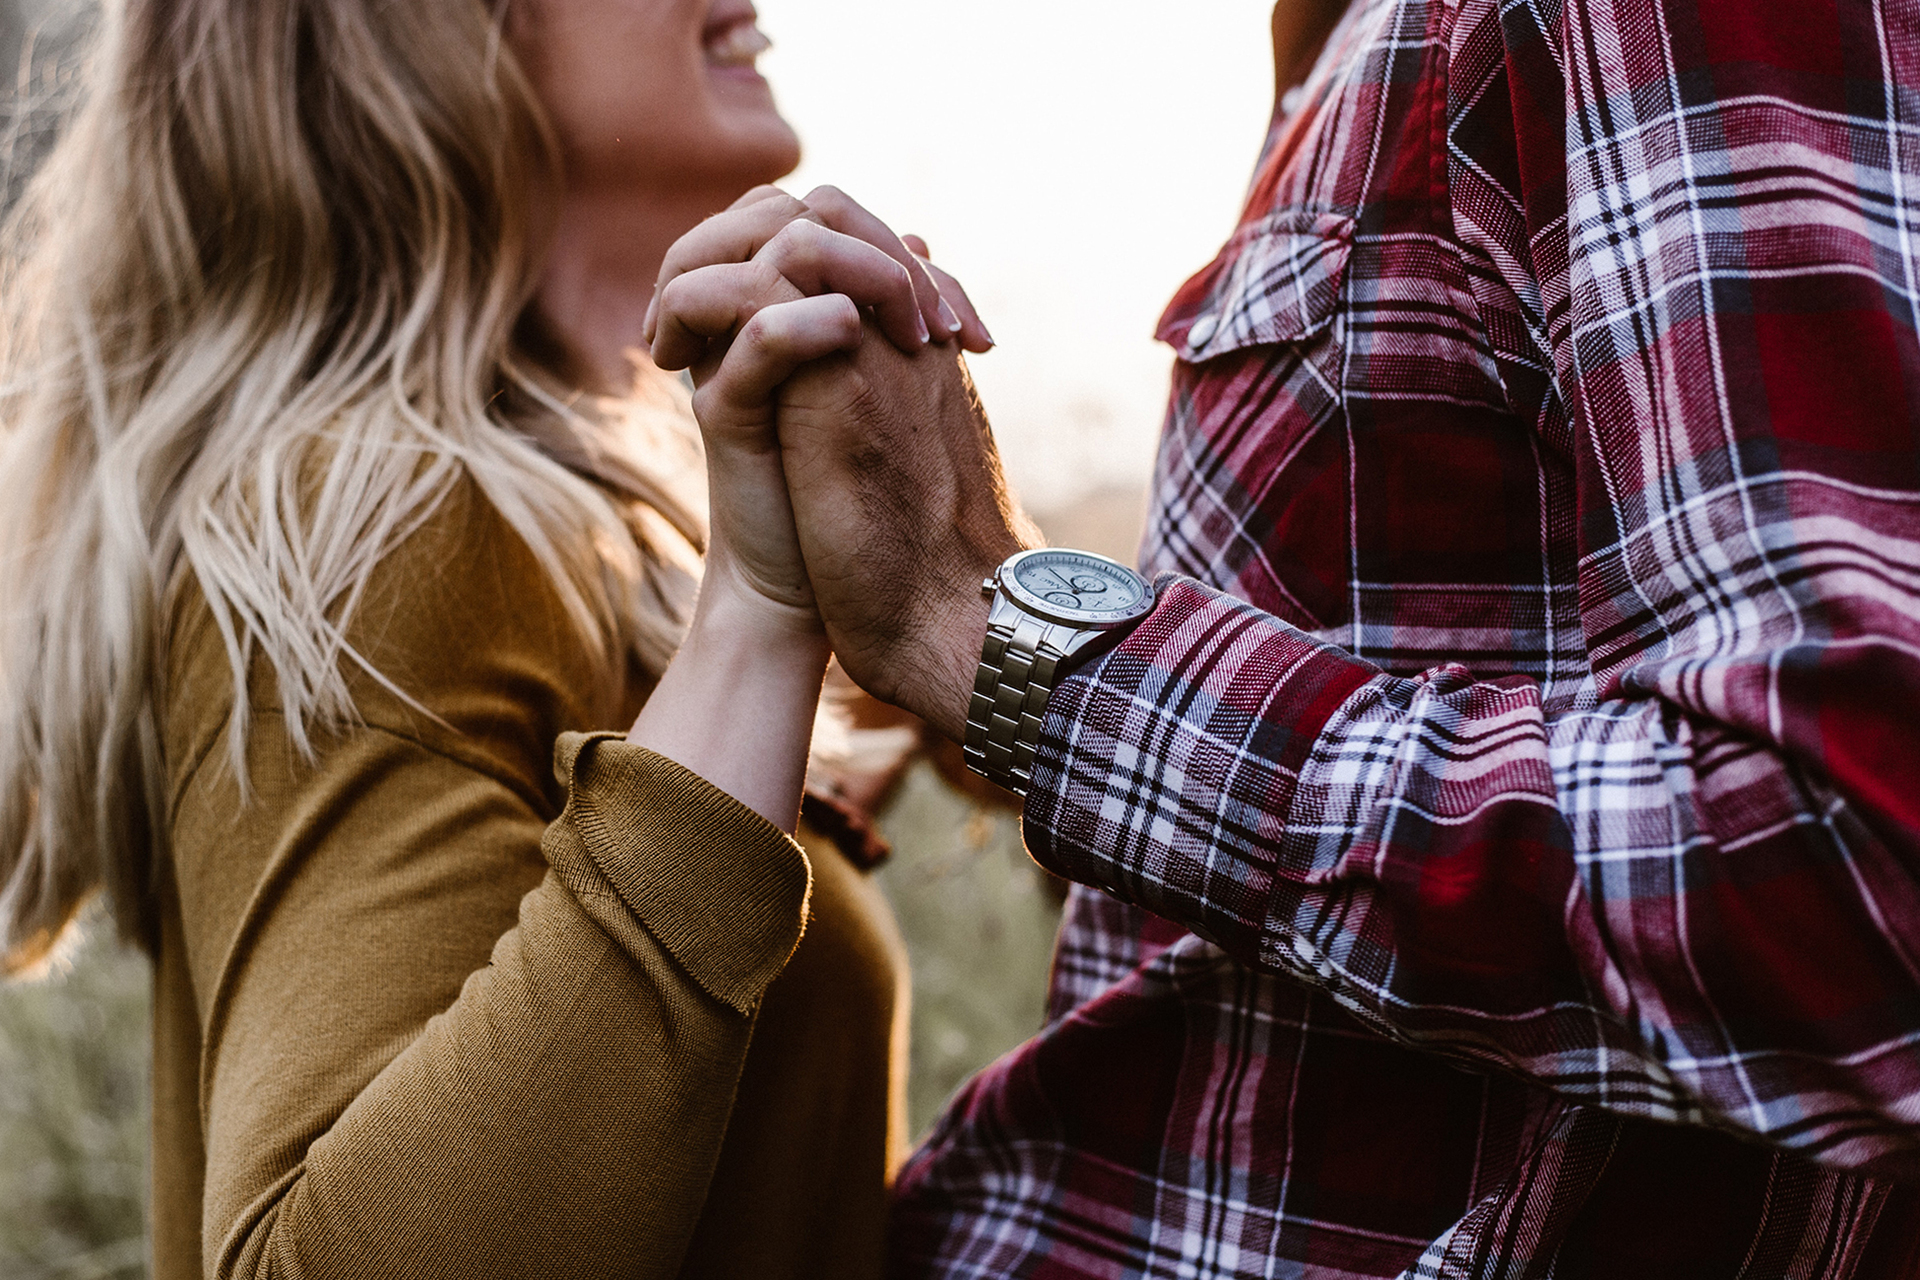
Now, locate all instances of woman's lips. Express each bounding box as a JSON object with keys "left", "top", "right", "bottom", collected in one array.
[{"left": 703, "top": 19, "right": 772, "bottom": 78}]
